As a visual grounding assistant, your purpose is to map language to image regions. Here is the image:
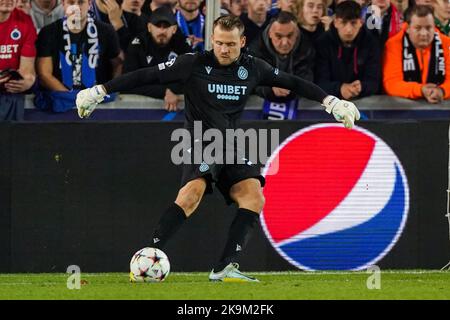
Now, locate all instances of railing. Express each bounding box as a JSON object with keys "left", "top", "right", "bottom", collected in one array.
[{"left": 23, "top": 94, "right": 450, "bottom": 121}]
